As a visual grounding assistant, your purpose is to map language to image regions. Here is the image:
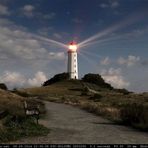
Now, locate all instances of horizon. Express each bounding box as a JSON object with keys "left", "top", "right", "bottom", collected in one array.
[{"left": 0, "top": 0, "right": 148, "bottom": 92}]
